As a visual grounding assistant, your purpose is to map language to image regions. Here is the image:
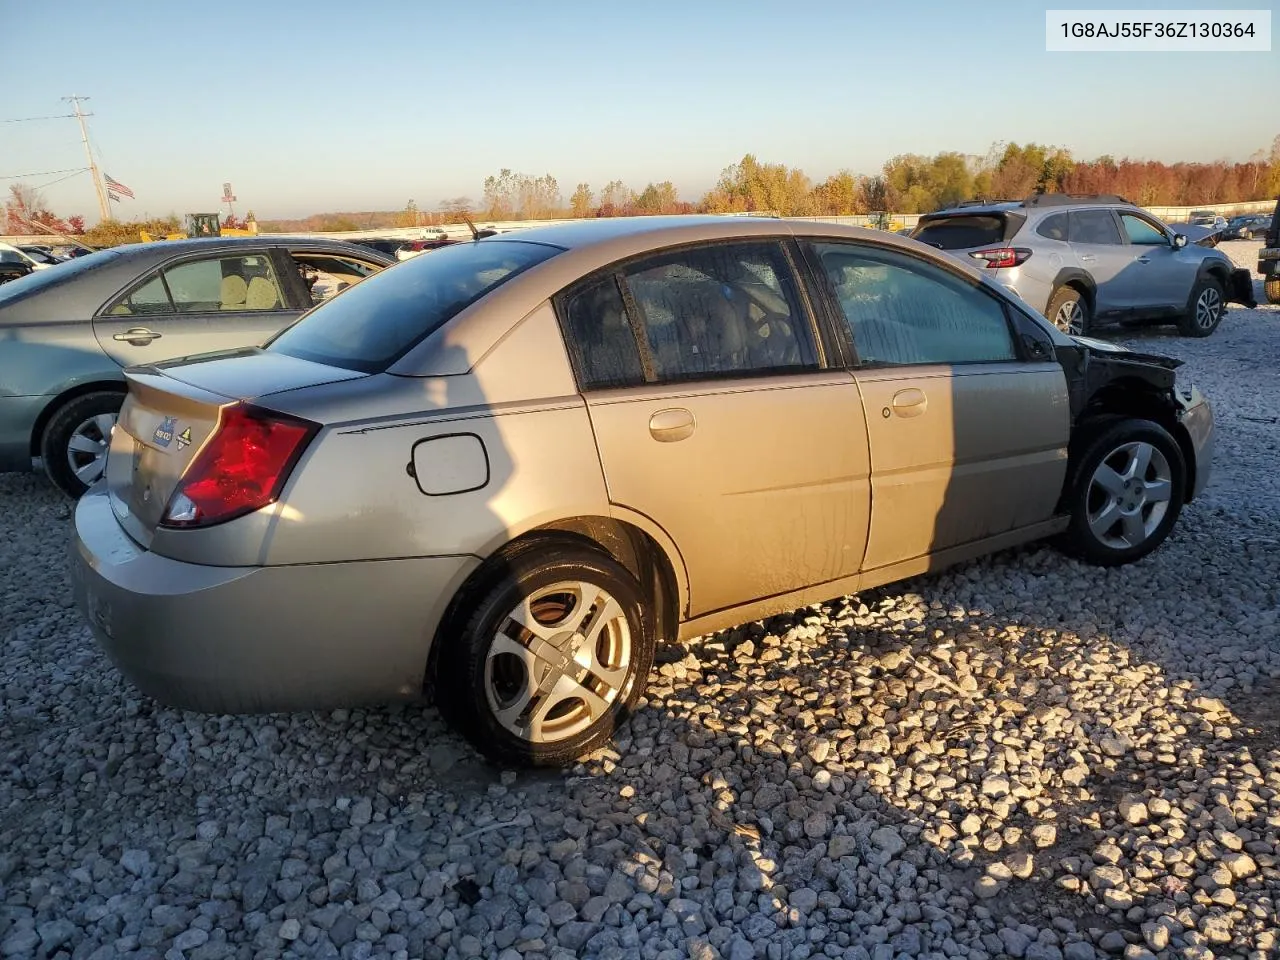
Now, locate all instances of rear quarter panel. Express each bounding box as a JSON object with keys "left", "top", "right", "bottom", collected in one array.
[
  {"left": 0, "top": 318, "right": 120, "bottom": 468},
  {"left": 261, "top": 300, "right": 613, "bottom": 564}
]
